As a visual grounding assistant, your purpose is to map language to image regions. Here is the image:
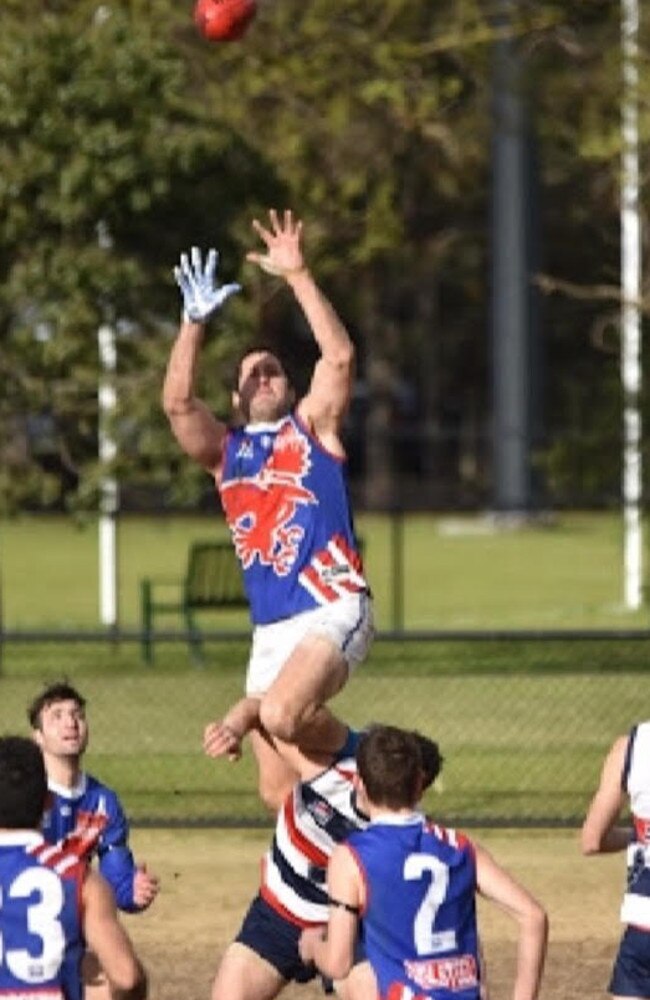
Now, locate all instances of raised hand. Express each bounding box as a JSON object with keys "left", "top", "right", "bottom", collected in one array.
[
  {"left": 246, "top": 209, "right": 306, "bottom": 278},
  {"left": 174, "top": 246, "right": 241, "bottom": 323}
]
